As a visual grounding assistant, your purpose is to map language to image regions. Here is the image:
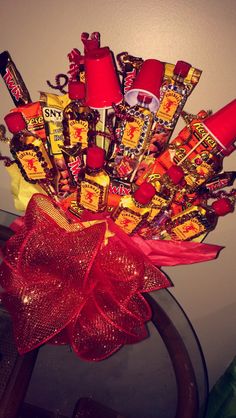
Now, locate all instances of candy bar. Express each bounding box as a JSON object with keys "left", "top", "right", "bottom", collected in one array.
[
  {"left": 116, "top": 52, "right": 143, "bottom": 95},
  {"left": 0, "top": 51, "right": 31, "bottom": 106},
  {"left": 10, "top": 101, "right": 46, "bottom": 141},
  {"left": 132, "top": 101, "right": 236, "bottom": 237},
  {"left": 40, "top": 92, "right": 65, "bottom": 155},
  {"left": 60, "top": 144, "right": 84, "bottom": 187},
  {"left": 198, "top": 171, "right": 236, "bottom": 195}
]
